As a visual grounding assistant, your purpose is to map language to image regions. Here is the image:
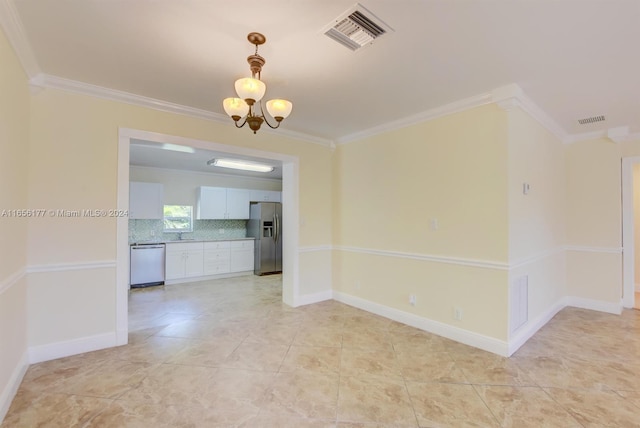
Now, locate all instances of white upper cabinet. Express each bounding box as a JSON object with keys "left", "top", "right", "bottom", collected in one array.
[
  {"left": 196, "top": 186, "right": 226, "bottom": 219},
  {"left": 249, "top": 189, "right": 281, "bottom": 202},
  {"left": 129, "top": 182, "right": 163, "bottom": 219},
  {"left": 226, "top": 188, "right": 251, "bottom": 219},
  {"left": 197, "top": 187, "right": 250, "bottom": 219}
]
